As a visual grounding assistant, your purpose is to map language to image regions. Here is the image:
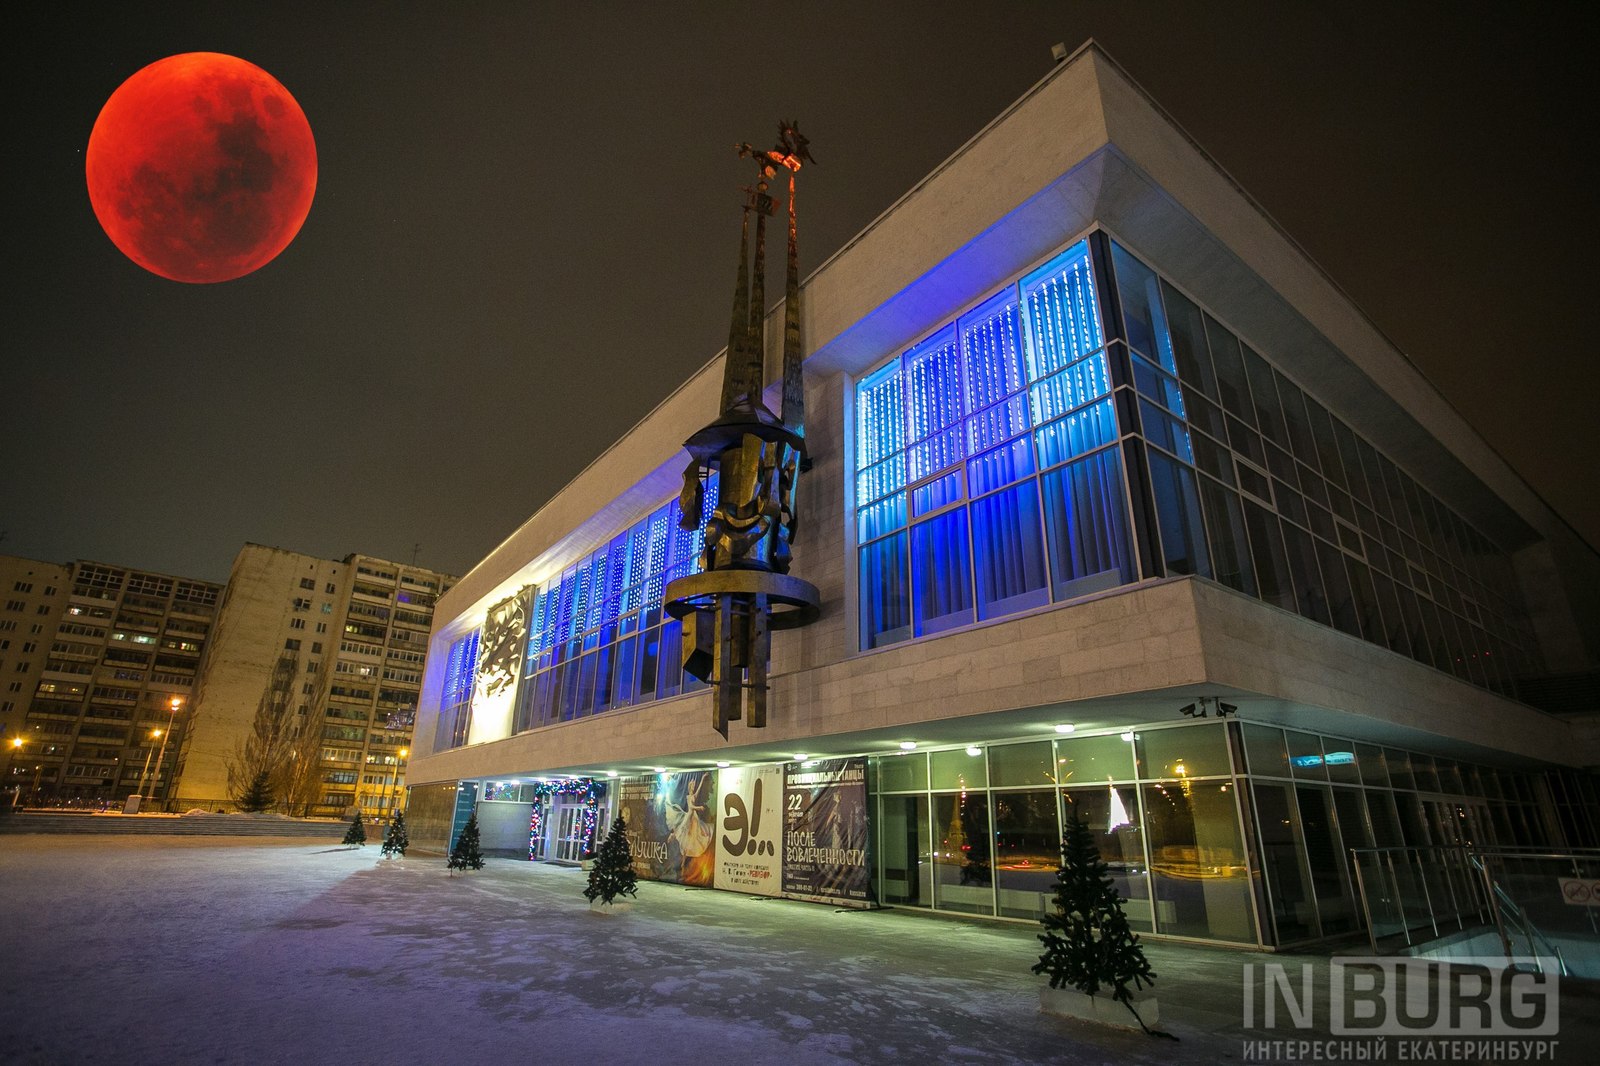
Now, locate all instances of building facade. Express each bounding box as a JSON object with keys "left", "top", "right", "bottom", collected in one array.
[
  {"left": 177, "top": 545, "right": 455, "bottom": 816},
  {"left": 403, "top": 45, "right": 1600, "bottom": 948},
  {"left": 4, "top": 558, "right": 221, "bottom": 806}
]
